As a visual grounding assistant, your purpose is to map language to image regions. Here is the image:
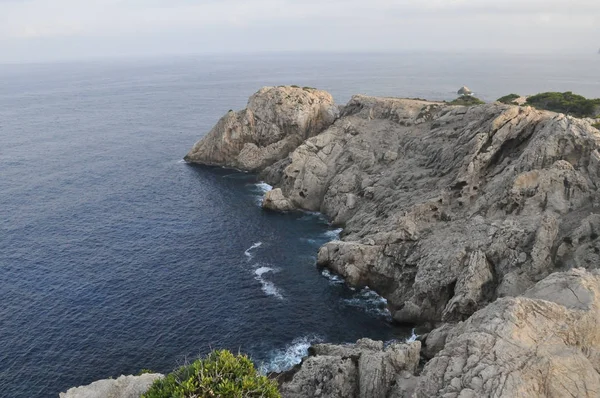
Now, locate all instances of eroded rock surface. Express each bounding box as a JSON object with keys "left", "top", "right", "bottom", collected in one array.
[
  {"left": 59, "top": 374, "right": 163, "bottom": 398},
  {"left": 258, "top": 95, "right": 600, "bottom": 325},
  {"left": 184, "top": 86, "right": 338, "bottom": 171},
  {"left": 280, "top": 338, "right": 421, "bottom": 398},
  {"left": 416, "top": 268, "right": 600, "bottom": 398},
  {"left": 183, "top": 88, "right": 600, "bottom": 397}
]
